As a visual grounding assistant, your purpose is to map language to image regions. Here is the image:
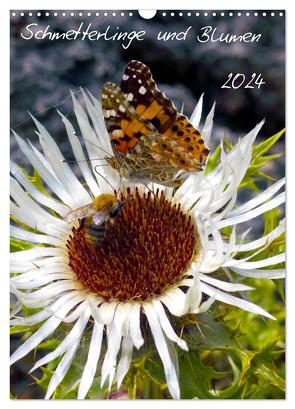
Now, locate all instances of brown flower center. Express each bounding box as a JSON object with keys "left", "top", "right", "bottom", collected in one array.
[{"left": 67, "top": 189, "right": 199, "bottom": 302}]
